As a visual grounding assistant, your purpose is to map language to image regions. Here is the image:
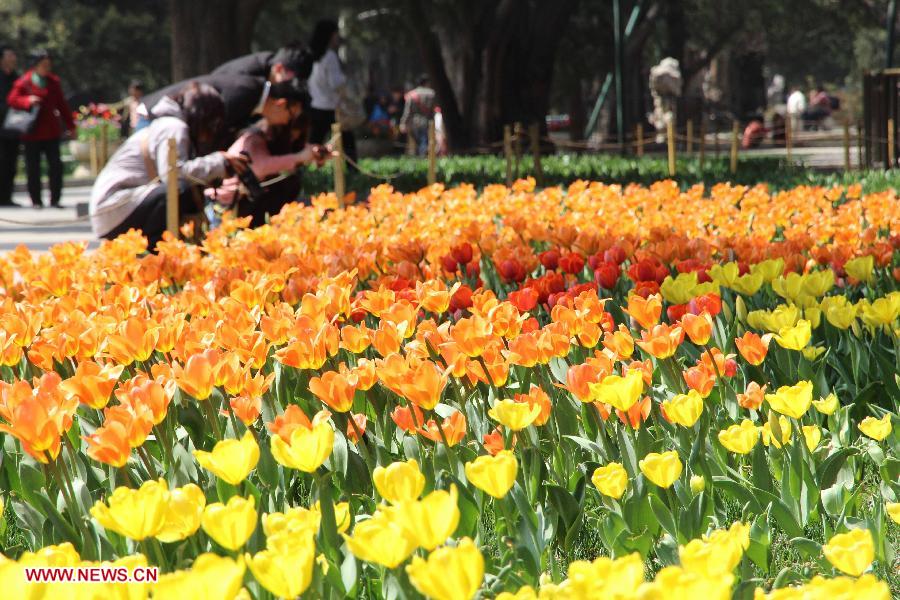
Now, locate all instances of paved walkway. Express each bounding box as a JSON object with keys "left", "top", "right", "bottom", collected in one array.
[{"left": 0, "top": 184, "right": 97, "bottom": 254}]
